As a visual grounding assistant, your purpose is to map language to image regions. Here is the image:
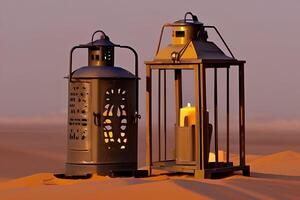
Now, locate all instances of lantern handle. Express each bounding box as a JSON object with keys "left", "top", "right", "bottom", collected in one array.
[
  {"left": 69, "top": 45, "right": 89, "bottom": 82},
  {"left": 114, "top": 44, "right": 139, "bottom": 116},
  {"left": 155, "top": 23, "right": 190, "bottom": 55},
  {"left": 91, "top": 30, "right": 109, "bottom": 44},
  {"left": 184, "top": 12, "right": 199, "bottom": 22},
  {"left": 155, "top": 24, "right": 168, "bottom": 55},
  {"left": 156, "top": 12, "right": 199, "bottom": 55},
  {"left": 156, "top": 24, "right": 236, "bottom": 59},
  {"left": 204, "top": 25, "right": 235, "bottom": 59},
  {"left": 114, "top": 44, "right": 138, "bottom": 78}
]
